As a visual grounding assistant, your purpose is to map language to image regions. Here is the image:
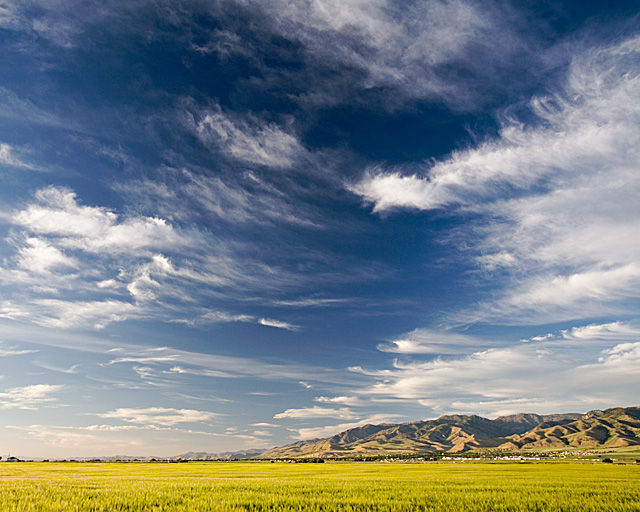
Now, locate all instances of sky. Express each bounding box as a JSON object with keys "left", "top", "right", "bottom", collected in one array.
[{"left": 0, "top": 0, "right": 639, "bottom": 458}]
